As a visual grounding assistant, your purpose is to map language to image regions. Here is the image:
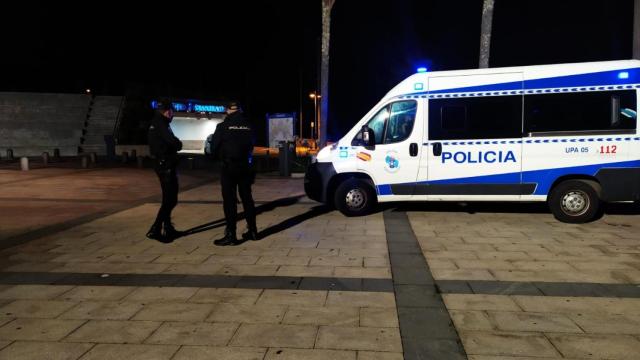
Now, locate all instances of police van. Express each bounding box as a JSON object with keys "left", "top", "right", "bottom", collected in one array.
[{"left": 304, "top": 60, "right": 640, "bottom": 223}]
